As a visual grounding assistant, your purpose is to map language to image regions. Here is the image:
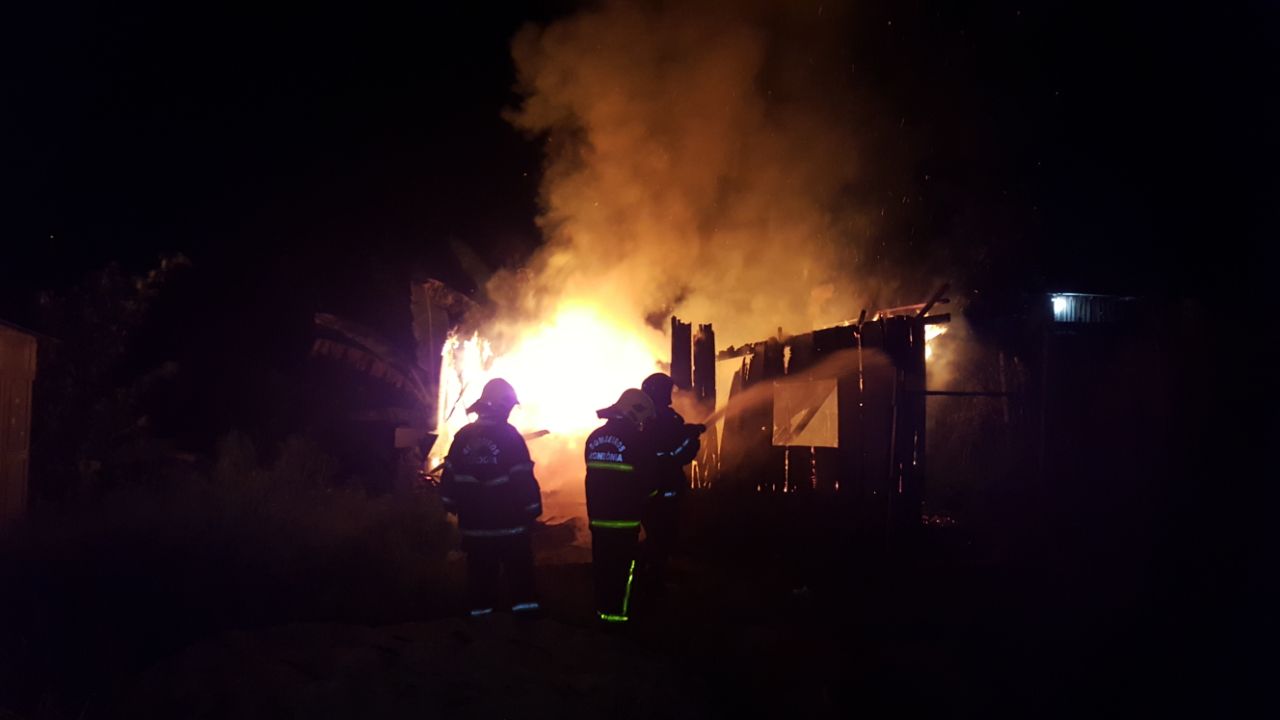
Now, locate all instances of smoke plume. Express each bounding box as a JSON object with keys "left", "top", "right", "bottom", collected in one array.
[{"left": 501, "top": 0, "right": 875, "bottom": 346}]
